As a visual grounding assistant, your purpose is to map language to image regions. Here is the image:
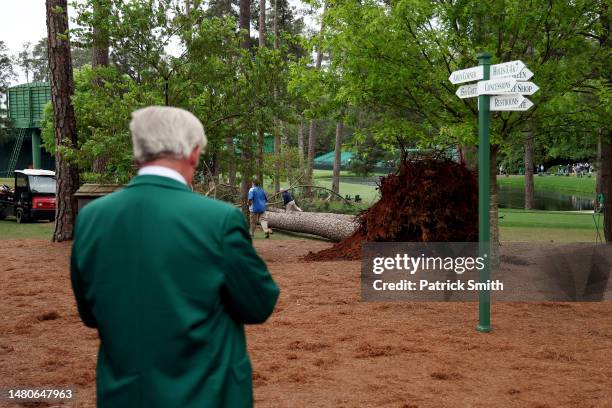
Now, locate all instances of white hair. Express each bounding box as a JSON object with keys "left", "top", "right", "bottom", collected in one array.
[{"left": 129, "top": 106, "right": 207, "bottom": 163}]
